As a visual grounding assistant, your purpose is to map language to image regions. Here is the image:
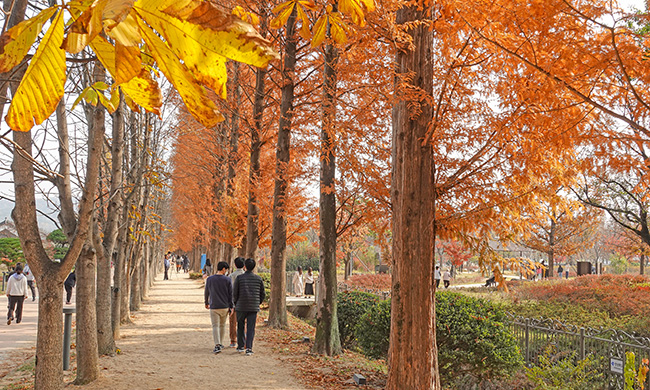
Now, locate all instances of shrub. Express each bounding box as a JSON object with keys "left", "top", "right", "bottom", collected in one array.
[
  {"left": 345, "top": 273, "right": 392, "bottom": 292},
  {"left": 354, "top": 291, "right": 522, "bottom": 386},
  {"left": 356, "top": 299, "right": 391, "bottom": 359},
  {"left": 189, "top": 272, "right": 203, "bottom": 280},
  {"left": 436, "top": 291, "right": 523, "bottom": 384},
  {"left": 337, "top": 291, "right": 379, "bottom": 348},
  {"left": 258, "top": 272, "right": 271, "bottom": 303},
  {"left": 513, "top": 274, "right": 650, "bottom": 319},
  {"left": 525, "top": 346, "right": 606, "bottom": 390}
]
